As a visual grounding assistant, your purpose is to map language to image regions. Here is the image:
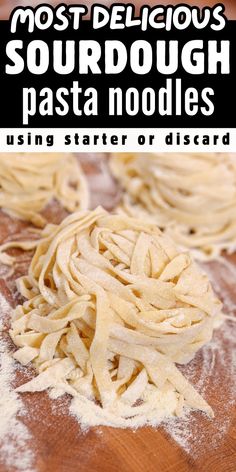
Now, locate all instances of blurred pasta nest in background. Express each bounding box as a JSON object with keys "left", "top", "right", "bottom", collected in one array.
[
  {"left": 110, "top": 153, "right": 236, "bottom": 260},
  {"left": 0, "top": 153, "right": 89, "bottom": 227}
]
